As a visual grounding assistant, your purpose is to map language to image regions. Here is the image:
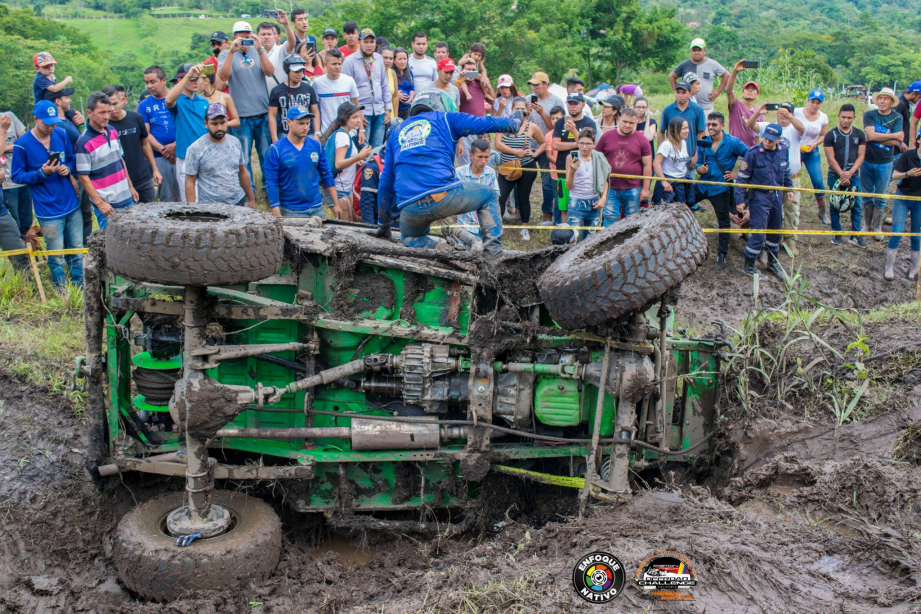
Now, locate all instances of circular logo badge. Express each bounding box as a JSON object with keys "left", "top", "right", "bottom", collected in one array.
[
  {"left": 310, "top": 152, "right": 319, "bottom": 163},
  {"left": 635, "top": 550, "right": 698, "bottom": 601},
  {"left": 572, "top": 551, "right": 626, "bottom": 603}
]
